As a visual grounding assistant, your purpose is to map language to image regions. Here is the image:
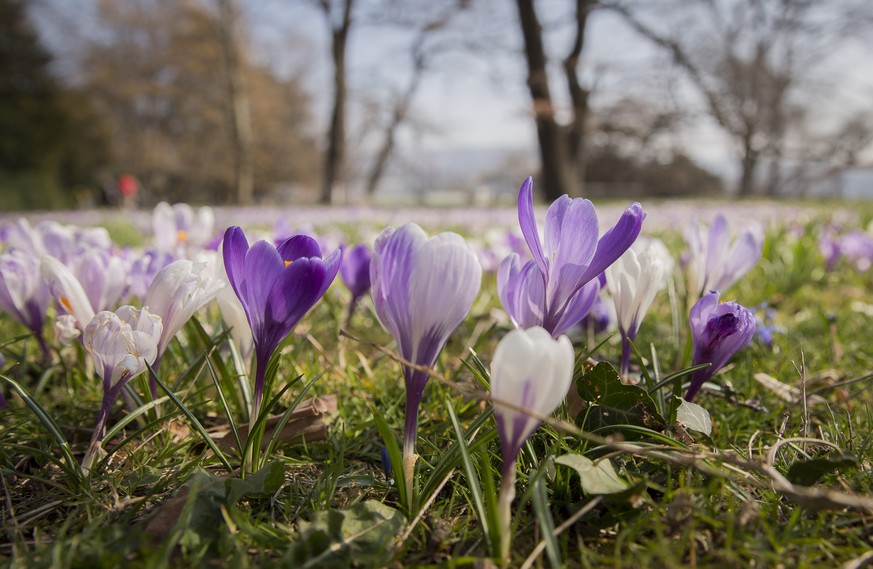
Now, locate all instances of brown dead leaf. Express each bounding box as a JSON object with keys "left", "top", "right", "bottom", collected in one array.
[
  {"left": 753, "top": 373, "right": 826, "bottom": 406},
  {"left": 208, "top": 395, "right": 338, "bottom": 453}
]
